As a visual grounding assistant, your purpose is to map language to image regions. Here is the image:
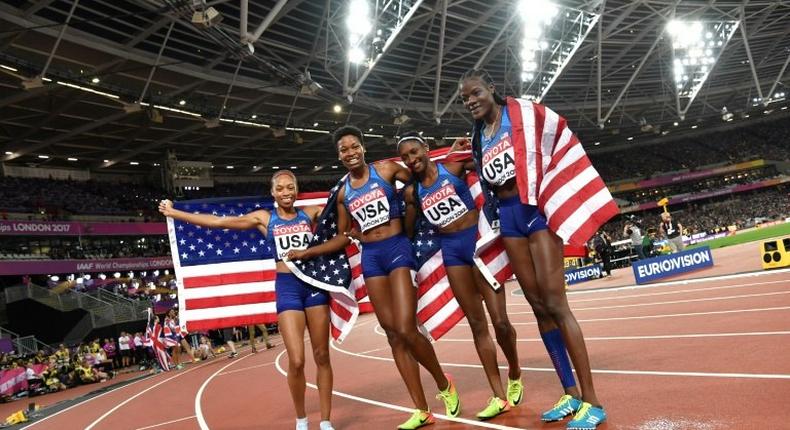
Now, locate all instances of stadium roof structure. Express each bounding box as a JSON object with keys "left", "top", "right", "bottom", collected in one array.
[{"left": 0, "top": 0, "right": 789, "bottom": 174}]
